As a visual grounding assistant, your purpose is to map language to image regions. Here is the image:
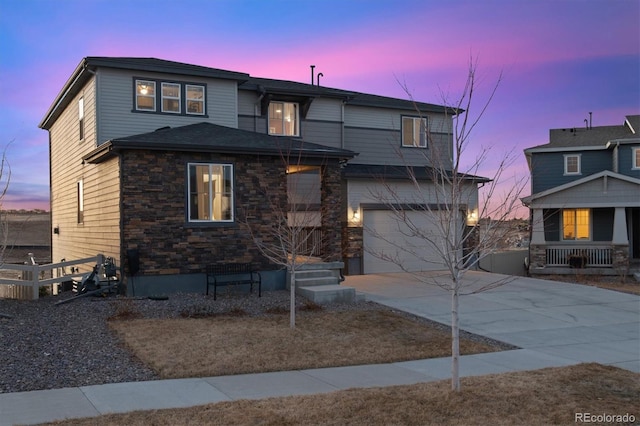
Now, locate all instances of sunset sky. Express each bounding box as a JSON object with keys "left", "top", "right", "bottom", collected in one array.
[{"left": 0, "top": 0, "right": 638, "bottom": 215}]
